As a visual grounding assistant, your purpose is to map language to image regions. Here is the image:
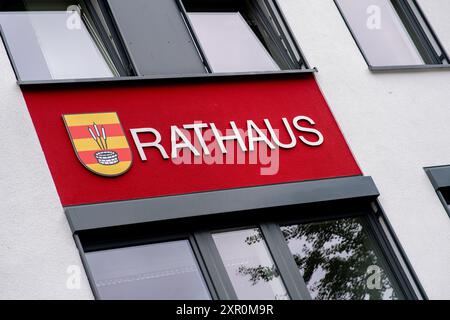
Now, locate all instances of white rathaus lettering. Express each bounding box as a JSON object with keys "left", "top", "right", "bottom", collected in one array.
[{"left": 130, "top": 115, "right": 325, "bottom": 161}]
